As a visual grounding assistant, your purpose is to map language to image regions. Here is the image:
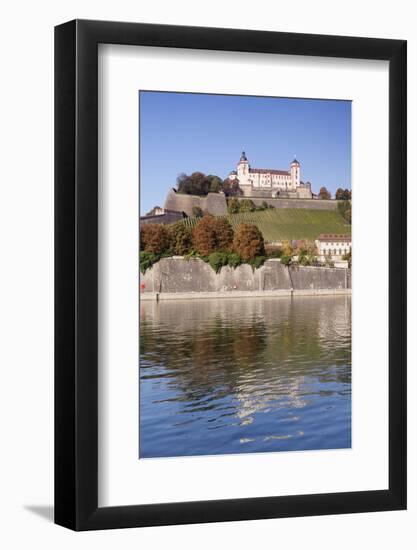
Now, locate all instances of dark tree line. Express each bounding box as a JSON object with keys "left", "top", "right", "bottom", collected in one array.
[
  {"left": 176, "top": 172, "right": 242, "bottom": 197},
  {"left": 335, "top": 188, "right": 352, "bottom": 201}
]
